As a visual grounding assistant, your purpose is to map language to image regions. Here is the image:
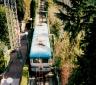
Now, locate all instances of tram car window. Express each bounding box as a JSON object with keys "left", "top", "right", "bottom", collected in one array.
[
  {"left": 33, "top": 59, "right": 42, "bottom": 63},
  {"left": 33, "top": 59, "right": 39, "bottom": 63},
  {"left": 33, "top": 59, "right": 48, "bottom": 63},
  {"left": 42, "top": 59, "right": 48, "bottom": 63}
]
